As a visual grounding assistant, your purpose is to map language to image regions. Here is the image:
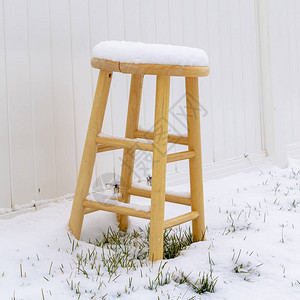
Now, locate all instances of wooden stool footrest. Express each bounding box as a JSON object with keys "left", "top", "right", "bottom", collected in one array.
[
  {"left": 134, "top": 130, "right": 188, "bottom": 145},
  {"left": 97, "top": 145, "right": 123, "bottom": 153},
  {"left": 83, "top": 199, "right": 151, "bottom": 219},
  {"left": 96, "top": 135, "right": 153, "bottom": 151},
  {"left": 167, "top": 151, "right": 195, "bottom": 163},
  {"left": 128, "top": 187, "right": 191, "bottom": 206},
  {"left": 164, "top": 211, "right": 200, "bottom": 230}
]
